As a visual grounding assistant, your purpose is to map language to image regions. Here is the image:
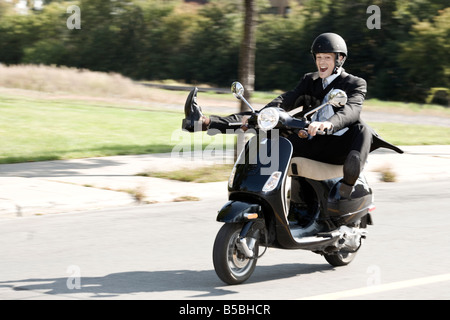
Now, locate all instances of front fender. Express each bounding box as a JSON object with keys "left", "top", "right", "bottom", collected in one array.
[{"left": 216, "top": 201, "right": 261, "bottom": 223}]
